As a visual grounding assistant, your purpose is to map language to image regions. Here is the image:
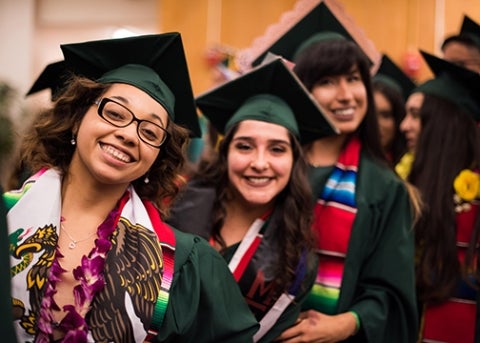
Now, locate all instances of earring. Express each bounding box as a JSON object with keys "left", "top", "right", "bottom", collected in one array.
[
  {"left": 71, "top": 135, "right": 76, "bottom": 145},
  {"left": 144, "top": 176, "right": 150, "bottom": 184}
]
